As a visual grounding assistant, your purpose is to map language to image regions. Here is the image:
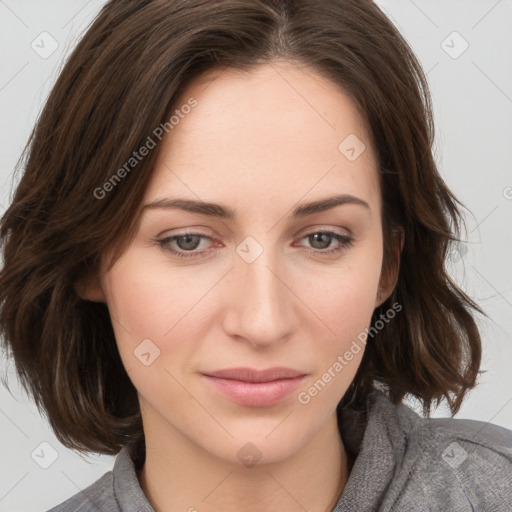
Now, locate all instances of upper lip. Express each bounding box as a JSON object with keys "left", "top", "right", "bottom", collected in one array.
[{"left": 203, "top": 367, "right": 306, "bottom": 383}]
